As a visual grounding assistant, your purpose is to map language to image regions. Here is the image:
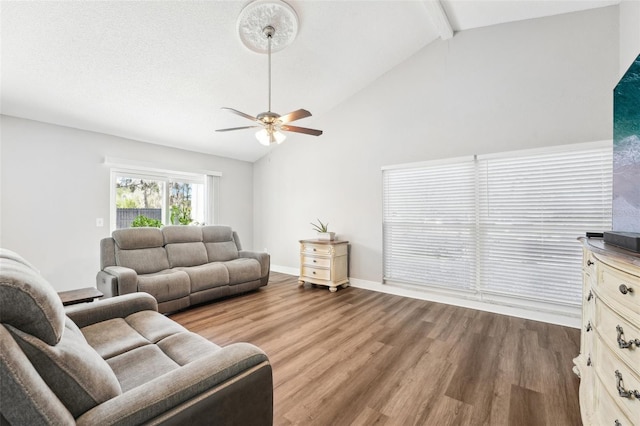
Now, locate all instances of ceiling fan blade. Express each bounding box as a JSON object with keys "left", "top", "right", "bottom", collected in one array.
[
  {"left": 216, "top": 126, "right": 261, "bottom": 132},
  {"left": 281, "top": 125, "right": 323, "bottom": 136},
  {"left": 278, "top": 109, "right": 312, "bottom": 124},
  {"left": 221, "top": 107, "right": 259, "bottom": 122}
]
